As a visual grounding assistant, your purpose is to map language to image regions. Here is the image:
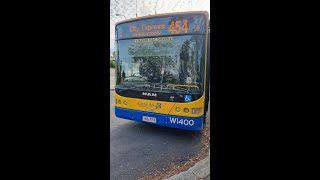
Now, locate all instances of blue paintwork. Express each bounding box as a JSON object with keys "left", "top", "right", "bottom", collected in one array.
[{"left": 115, "top": 107, "right": 204, "bottom": 131}]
